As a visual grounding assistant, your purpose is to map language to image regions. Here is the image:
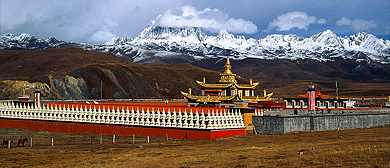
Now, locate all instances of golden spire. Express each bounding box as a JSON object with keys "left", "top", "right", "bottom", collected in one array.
[
  {"left": 219, "top": 57, "right": 236, "bottom": 83},
  {"left": 223, "top": 57, "right": 232, "bottom": 75}
]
